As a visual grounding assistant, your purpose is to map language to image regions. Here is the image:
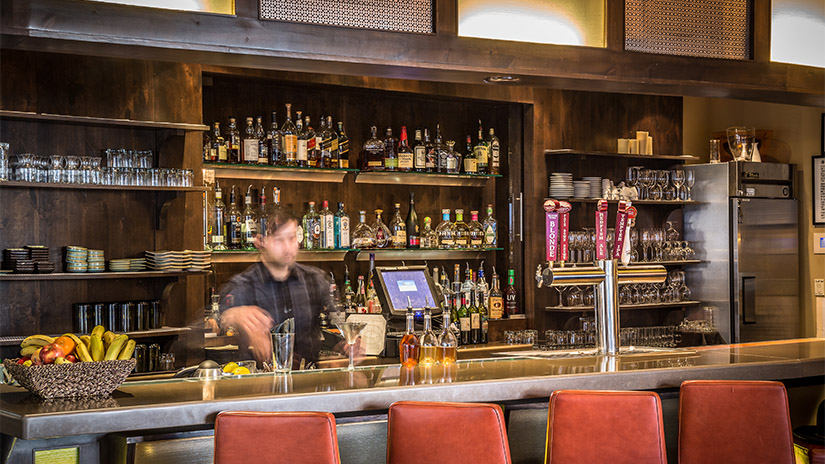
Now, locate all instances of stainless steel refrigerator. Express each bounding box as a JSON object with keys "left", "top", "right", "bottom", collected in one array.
[{"left": 684, "top": 161, "right": 799, "bottom": 343}]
